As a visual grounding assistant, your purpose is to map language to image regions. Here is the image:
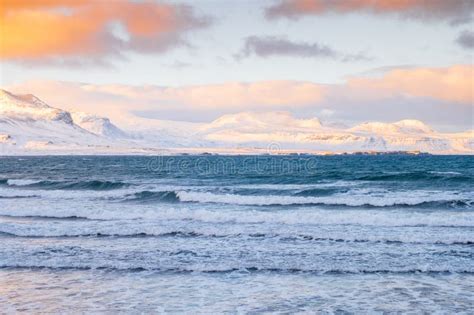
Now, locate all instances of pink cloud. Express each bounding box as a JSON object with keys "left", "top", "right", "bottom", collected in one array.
[
  {"left": 5, "top": 65, "right": 471, "bottom": 127},
  {"left": 265, "top": 0, "right": 473, "bottom": 24},
  {"left": 347, "top": 65, "right": 473, "bottom": 104}
]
